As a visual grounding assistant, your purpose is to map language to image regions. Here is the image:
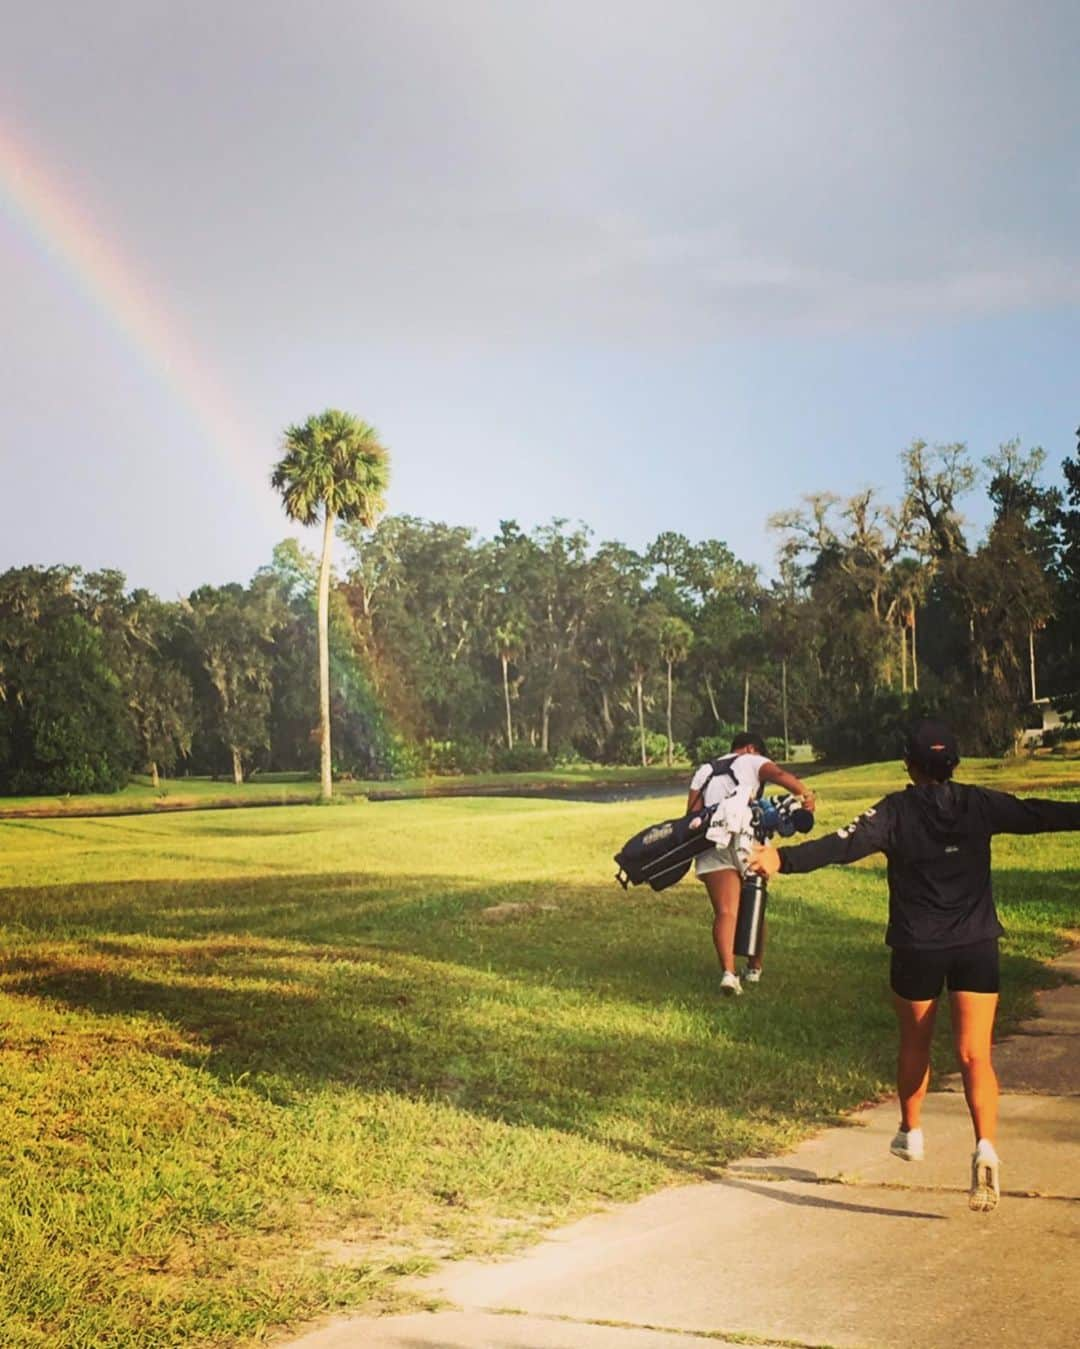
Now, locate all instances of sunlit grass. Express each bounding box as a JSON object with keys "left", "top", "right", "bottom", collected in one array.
[
  {"left": 2, "top": 752, "right": 1077, "bottom": 820},
  {"left": 1, "top": 762, "right": 1078, "bottom": 1344},
  {"left": 0, "top": 762, "right": 691, "bottom": 818}
]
